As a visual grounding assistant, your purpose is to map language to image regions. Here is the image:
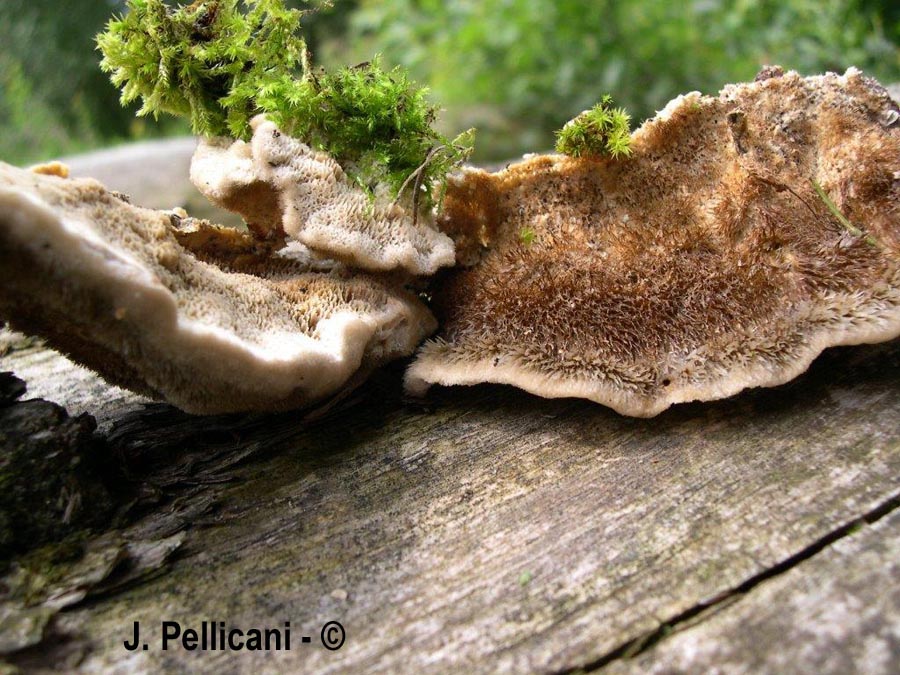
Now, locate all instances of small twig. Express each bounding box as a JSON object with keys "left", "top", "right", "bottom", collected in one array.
[
  {"left": 392, "top": 145, "right": 447, "bottom": 228},
  {"left": 810, "top": 180, "right": 880, "bottom": 248},
  {"left": 393, "top": 145, "right": 443, "bottom": 203},
  {"left": 393, "top": 145, "right": 444, "bottom": 225},
  {"left": 749, "top": 171, "right": 820, "bottom": 218},
  {"left": 749, "top": 169, "right": 882, "bottom": 249},
  {"left": 411, "top": 163, "right": 425, "bottom": 227}
]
